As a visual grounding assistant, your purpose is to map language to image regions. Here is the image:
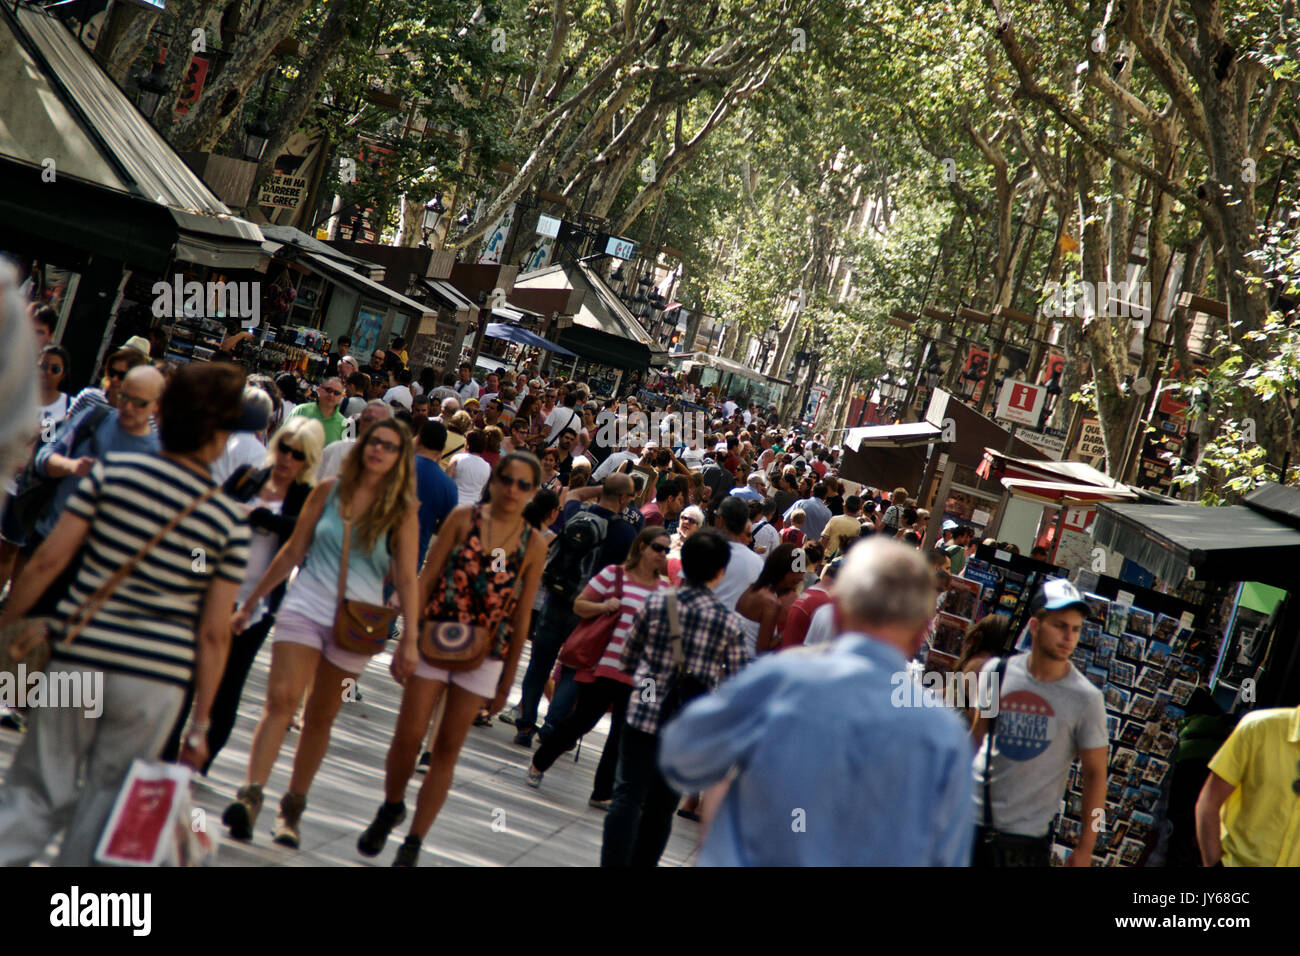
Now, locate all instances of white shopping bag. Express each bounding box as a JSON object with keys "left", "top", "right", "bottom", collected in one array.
[{"left": 95, "top": 759, "right": 217, "bottom": 866}]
